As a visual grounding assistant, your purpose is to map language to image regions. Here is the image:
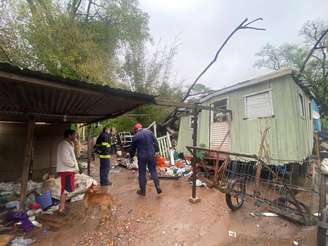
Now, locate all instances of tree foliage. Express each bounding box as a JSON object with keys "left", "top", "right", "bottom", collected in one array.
[
  {"left": 0, "top": 0, "right": 184, "bottom": 133},
  {"left": 0, "top": 0, "right": 150, "bottom": 83},
  {"left": 255, "top": 20, "right": 328, "bottom": 115}
]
